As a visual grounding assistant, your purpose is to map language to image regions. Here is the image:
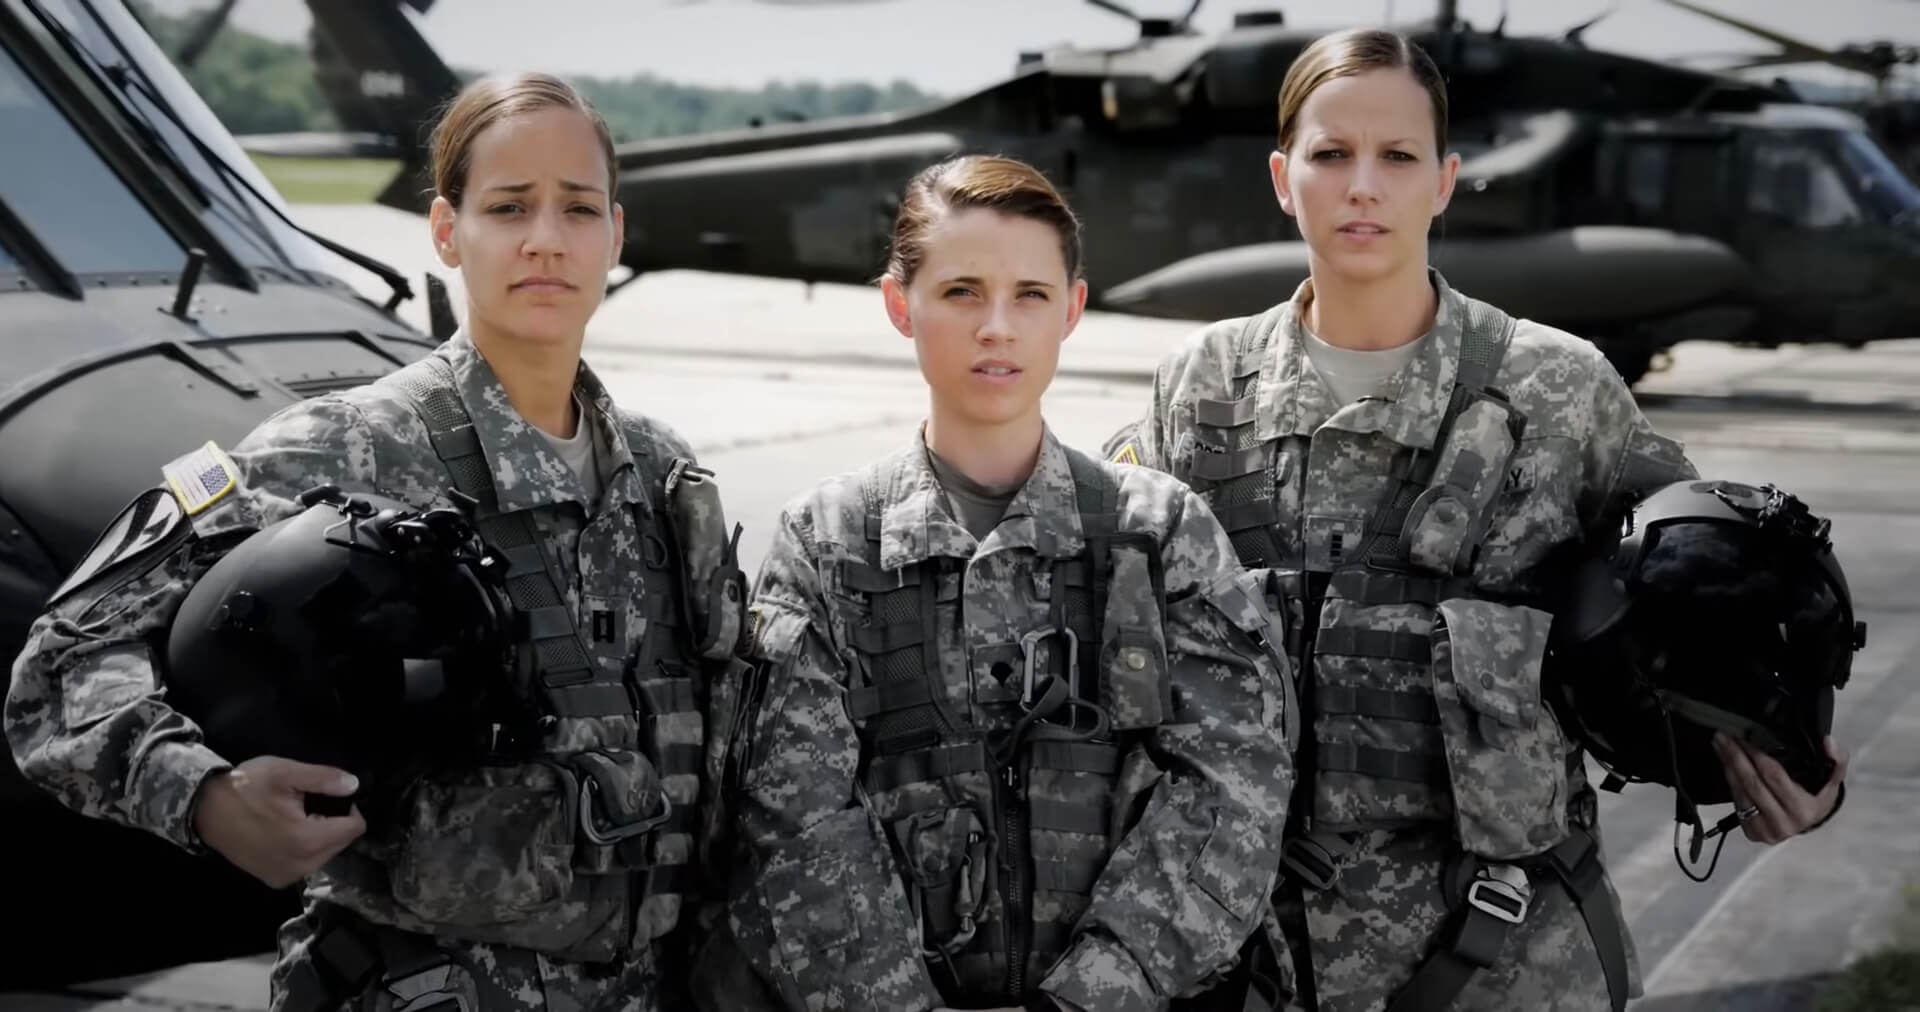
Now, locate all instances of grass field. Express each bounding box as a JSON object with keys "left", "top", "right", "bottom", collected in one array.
[
  {"left": 1816, "top": 879, "right": 1920, "bottom": 1011},
  {"left": 250, "top": 155, "right": 397, "bottom": 204}
]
